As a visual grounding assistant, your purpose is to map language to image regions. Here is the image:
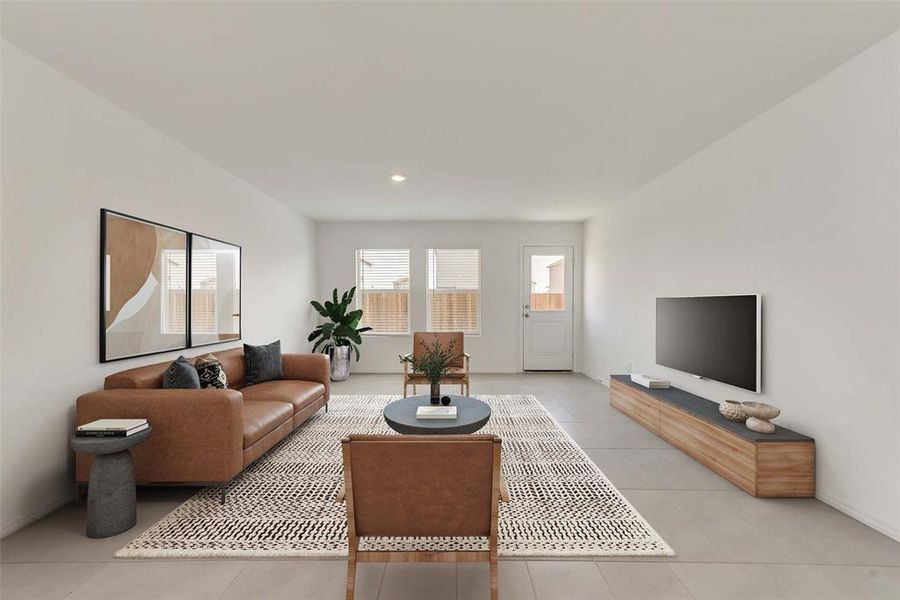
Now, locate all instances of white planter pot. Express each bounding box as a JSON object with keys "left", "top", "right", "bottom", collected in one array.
[{"left": 329, "top": 346, "right": 351, "bottom": 381}]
